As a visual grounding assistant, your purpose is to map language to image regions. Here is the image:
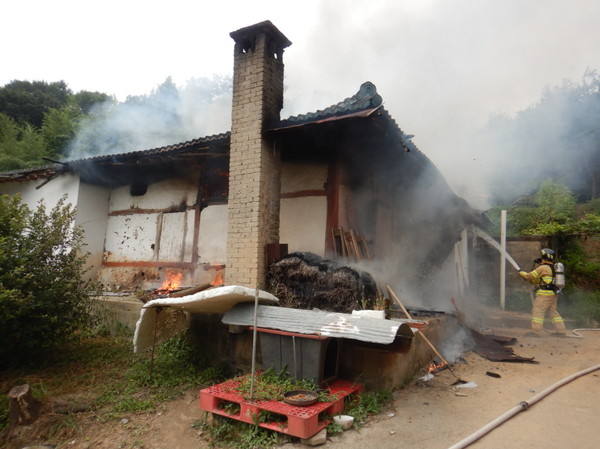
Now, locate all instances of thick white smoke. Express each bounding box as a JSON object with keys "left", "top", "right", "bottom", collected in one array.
[{"left": 66, "top": 76, "right": 232, "bottom": 159}]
